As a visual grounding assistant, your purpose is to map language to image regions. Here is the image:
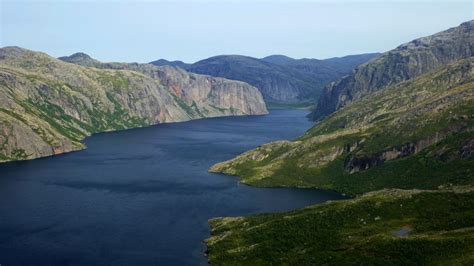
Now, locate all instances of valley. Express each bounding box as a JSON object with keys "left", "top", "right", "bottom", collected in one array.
[{"left": 0, "top": 4, "right": 472, "bottom": 264}]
